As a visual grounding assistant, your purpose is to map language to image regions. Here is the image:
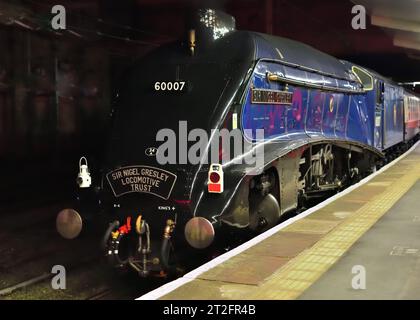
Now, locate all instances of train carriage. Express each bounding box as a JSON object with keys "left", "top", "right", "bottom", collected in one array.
[{"left": 404, "top": 92, "right": 420, "bottom": 141}]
